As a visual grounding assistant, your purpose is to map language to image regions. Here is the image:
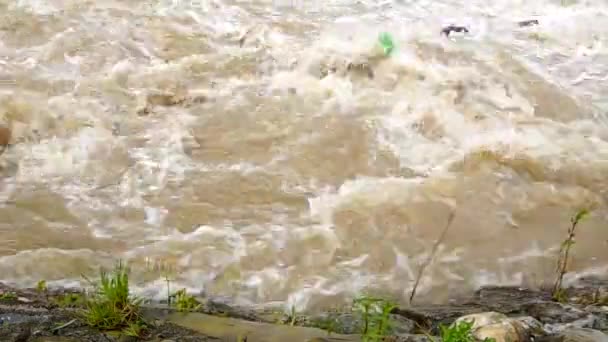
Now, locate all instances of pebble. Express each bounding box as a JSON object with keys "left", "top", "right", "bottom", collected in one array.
[{"left": 17, "top": 297, "right": 32, "bottom": 303}]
